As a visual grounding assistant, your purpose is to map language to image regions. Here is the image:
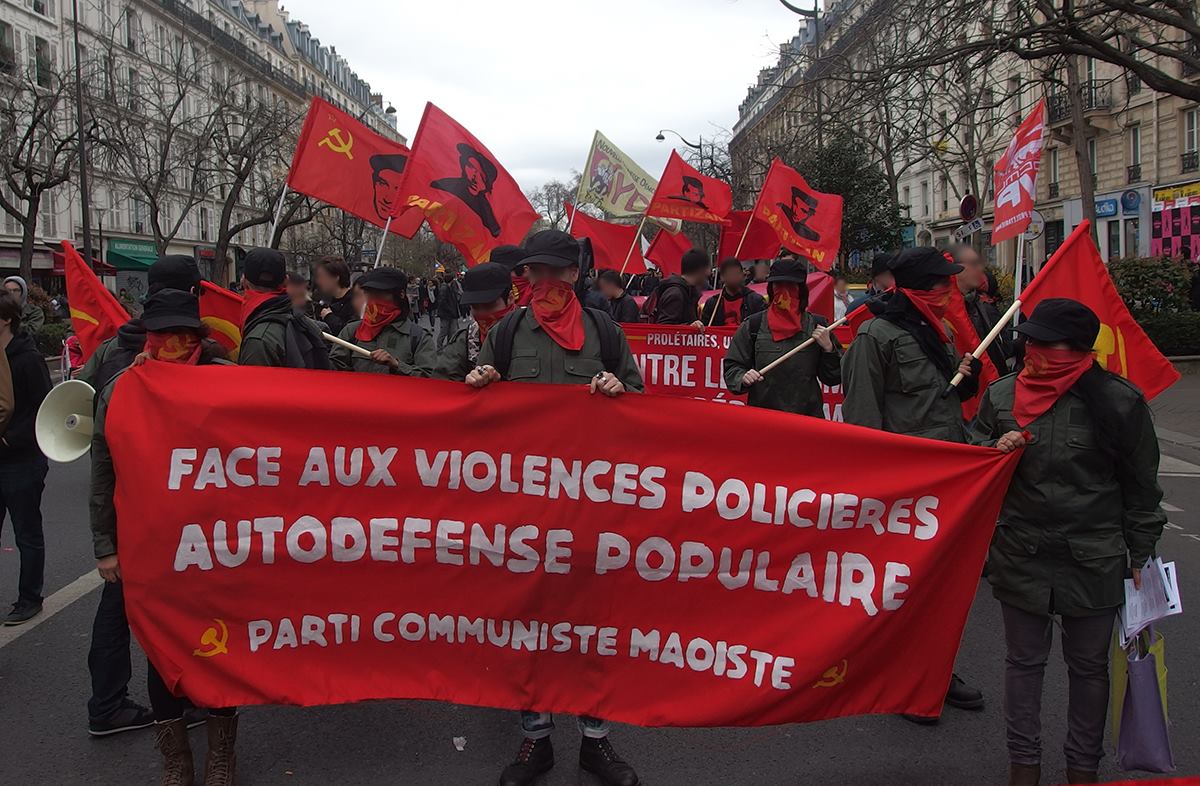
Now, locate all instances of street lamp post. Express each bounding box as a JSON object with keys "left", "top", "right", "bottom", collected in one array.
[
  {"left": 71, "top": 0, "right": 94, "bottom": 269},
  {"left": 655, "top": 129, "right": 705, "bottom": 173}
]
